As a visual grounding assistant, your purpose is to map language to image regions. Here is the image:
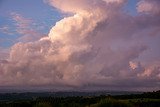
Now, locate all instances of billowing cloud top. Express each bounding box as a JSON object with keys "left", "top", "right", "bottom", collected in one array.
[{"left": 0, "top": 0, "right": 160, "bottom": 91}]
